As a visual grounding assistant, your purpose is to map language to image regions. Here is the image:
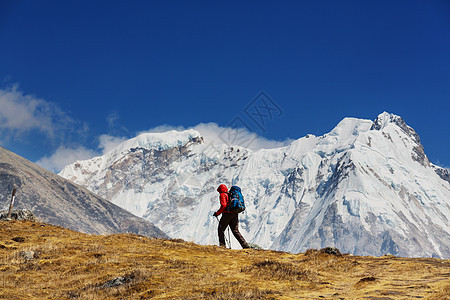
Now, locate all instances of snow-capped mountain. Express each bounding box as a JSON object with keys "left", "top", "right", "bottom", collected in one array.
[{"left": 59, "top": 112, "right": 450, "bottom": 258}]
